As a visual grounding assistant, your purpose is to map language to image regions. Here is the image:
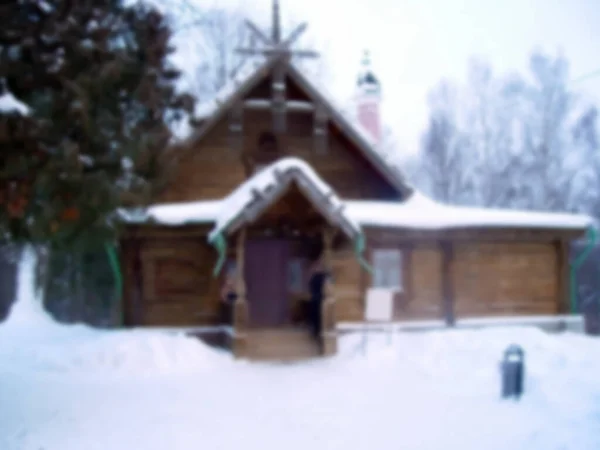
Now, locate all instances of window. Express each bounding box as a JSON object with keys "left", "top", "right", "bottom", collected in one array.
[
  {"left": 371, "top": 249, "right": 403, "bottom": 291},
  {"left": 288, "top": 258, "right": 305, "bottom": 293}
]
